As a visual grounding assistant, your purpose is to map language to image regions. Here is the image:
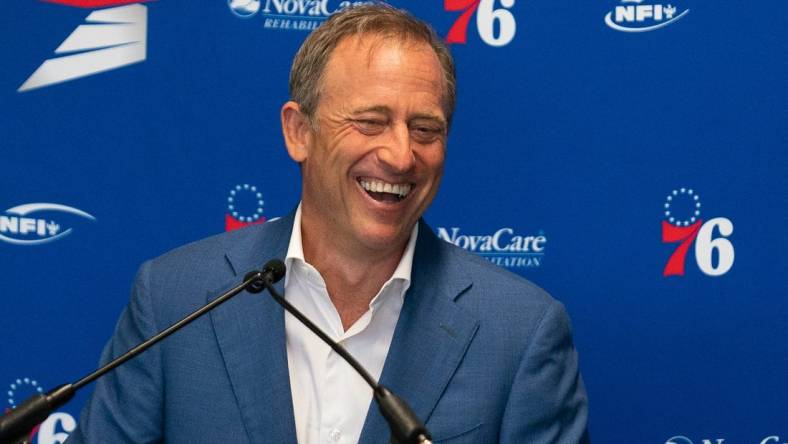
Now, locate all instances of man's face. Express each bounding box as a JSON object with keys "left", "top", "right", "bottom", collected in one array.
[{"left": 297, "top": 34, "right": 447, "bottom": 256}]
